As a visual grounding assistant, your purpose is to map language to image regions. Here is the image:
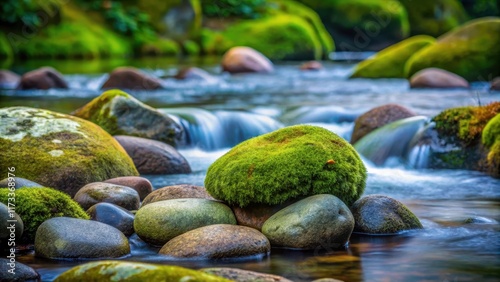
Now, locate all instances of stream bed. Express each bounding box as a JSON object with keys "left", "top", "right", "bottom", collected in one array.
[{"left": 1, "top": 60, "right": 499, "bottom": 281}]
